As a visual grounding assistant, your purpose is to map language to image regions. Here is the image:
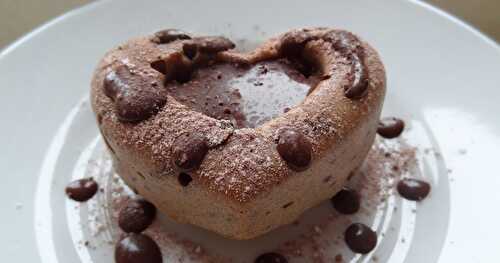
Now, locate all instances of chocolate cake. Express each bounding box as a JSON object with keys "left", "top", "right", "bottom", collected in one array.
[{"left": 90, "top": 27, "right": 386, "bottom": 239}]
